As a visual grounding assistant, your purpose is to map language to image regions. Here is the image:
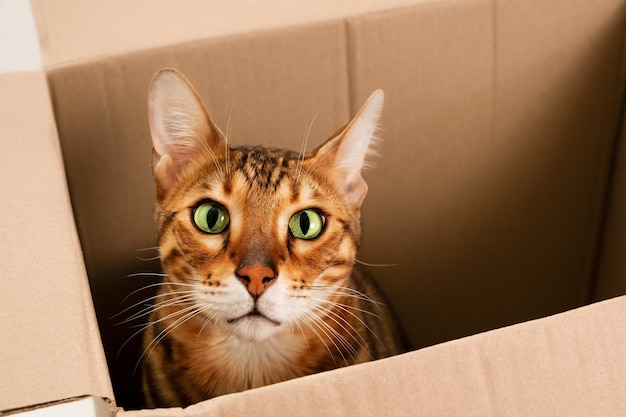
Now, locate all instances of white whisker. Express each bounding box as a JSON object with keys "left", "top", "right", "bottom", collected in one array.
[
  {"left": 355, "top": 259, "right": 400, "bottom": 267},
  {"left": 310, "top": 296, "right": 380, "bottom": 318},
  {"left": 301, "top": 312, "right": 341, "bottom": 367},
  {"left": 197, "top": 305, "right": 224, "bottom": 338},
  {"left": 308, "top": 288, "right": 382, "bottom": 306},
  {"left": 115, "top": 292, "right": 196, "bottom": 324},
  {"left": 292, "top": 320, "right": 311, "bottom": 350},
  {"left": 313, "top": 313, "right": 355, "bottom": 363},
  {"left": 117, "top": 301, "right": 194, "bottom": 360},
  {"left": 302, "top": 140, "right": 335, "bottom": 178},
  {"left": 307, "top": 284, "right": 384, "bottom": 308},
  {"left": 134, "top": 255, "right": 162, "bottom": 262},
  {"left": 312, "top": 304, "right": 365, "bottom": 358},
  {"left": 113, "top": 288, "right": 194, "bottom": 318},
  {"left": 119, "top": 280, "right": 197, "bottom": 305},
  {"left": 305, "top": 310, "right": 353, "bottom": 366},
  {"left": 134, "top": 246, "right": 160, "bottom": 252},
  {"left": 314, "top": 297, "right": 384, "bottom": 349},
  {"left": 134, "top": 305, "right": 204, "bottom": 376},
  {"left": 295, "top": 113, "right": 318, "bottom": 184},
  {"left": 225, "top": 102, "right": 235, "bottom": 179}
]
